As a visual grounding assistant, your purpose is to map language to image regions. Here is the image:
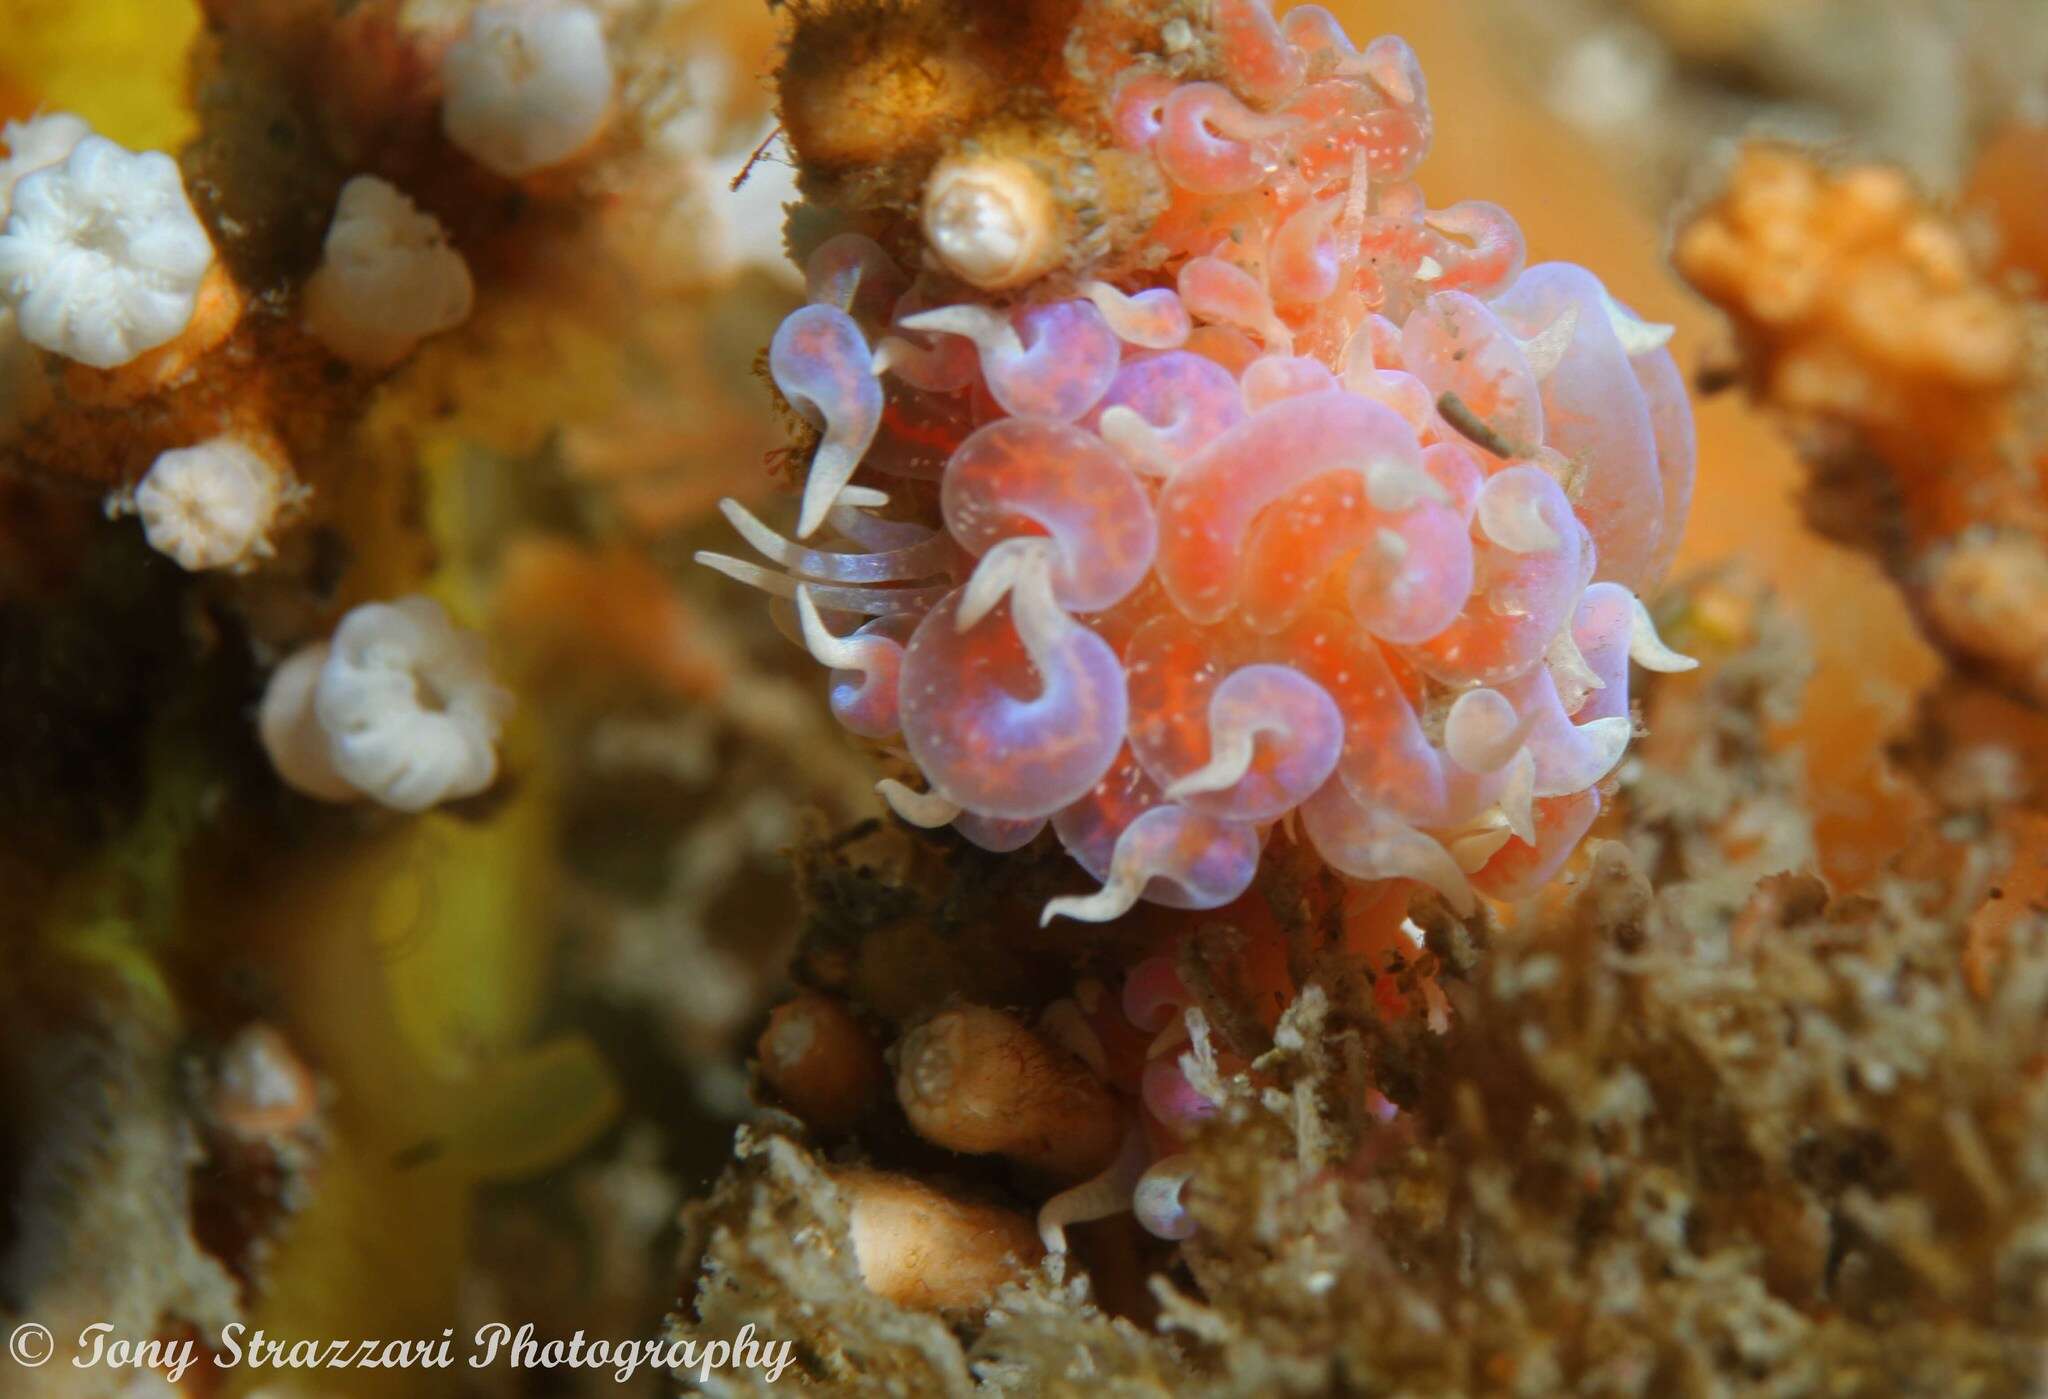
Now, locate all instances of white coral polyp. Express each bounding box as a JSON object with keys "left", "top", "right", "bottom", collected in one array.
[
  {"left": 129, "top": 435, "right": 287, "bottom": 572},
  {"left": 318, "top": 597, "right": 514, "bottom": 810},
  {"left": 440, "top": 2, "right": 614, "bottom": 177},
  {"left": 303, "top": 175, "right": 474, "bottom": 368},
  {"left": 921, "top": 155, "right": 1060, "bottom": 291},
  {"left": 260, "top": 597, "right": 513, "bottom": 812},
  {"left": 258, "top": 642, "right": 359, "bottom": 804},
  {"left": 0, "top": 134, "right": 215, "bottom": 369},
  {"left": 0, "top": 112, "right": 89, "bottom": 222}
]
